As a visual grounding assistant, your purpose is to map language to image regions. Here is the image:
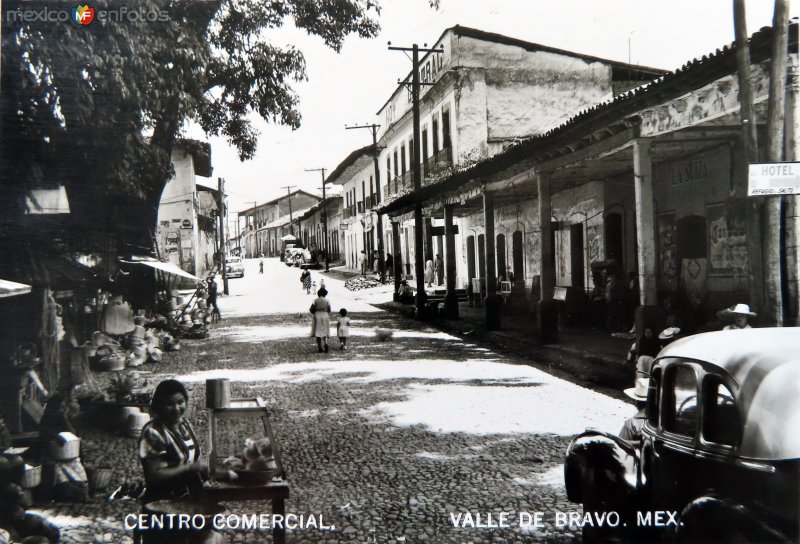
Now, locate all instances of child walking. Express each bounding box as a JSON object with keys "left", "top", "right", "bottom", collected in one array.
[{"left": 336, "top": 308, "right": 351, "bottom": 350}]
